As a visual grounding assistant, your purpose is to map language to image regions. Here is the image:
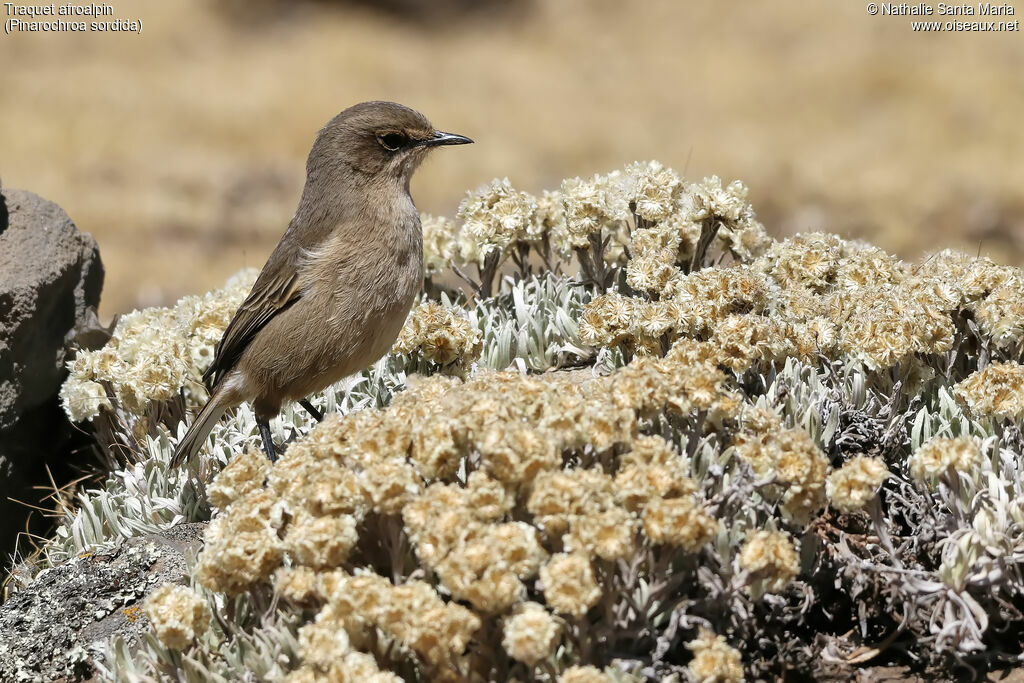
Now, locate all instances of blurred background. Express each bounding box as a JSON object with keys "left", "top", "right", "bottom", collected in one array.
[{"left": 1, "top": 0, "right": 1022, "bottom": 318}]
